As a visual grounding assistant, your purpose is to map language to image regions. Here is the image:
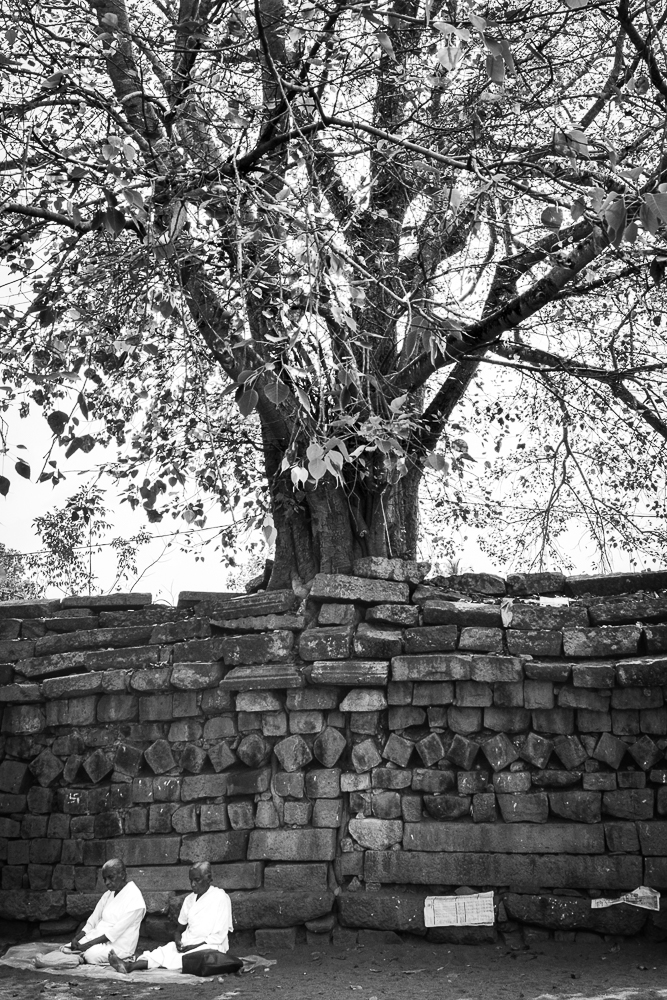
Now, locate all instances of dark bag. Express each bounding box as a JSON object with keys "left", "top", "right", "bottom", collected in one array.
[{"left": 182, "top": 949, "right": 243, "bottom": 977}]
